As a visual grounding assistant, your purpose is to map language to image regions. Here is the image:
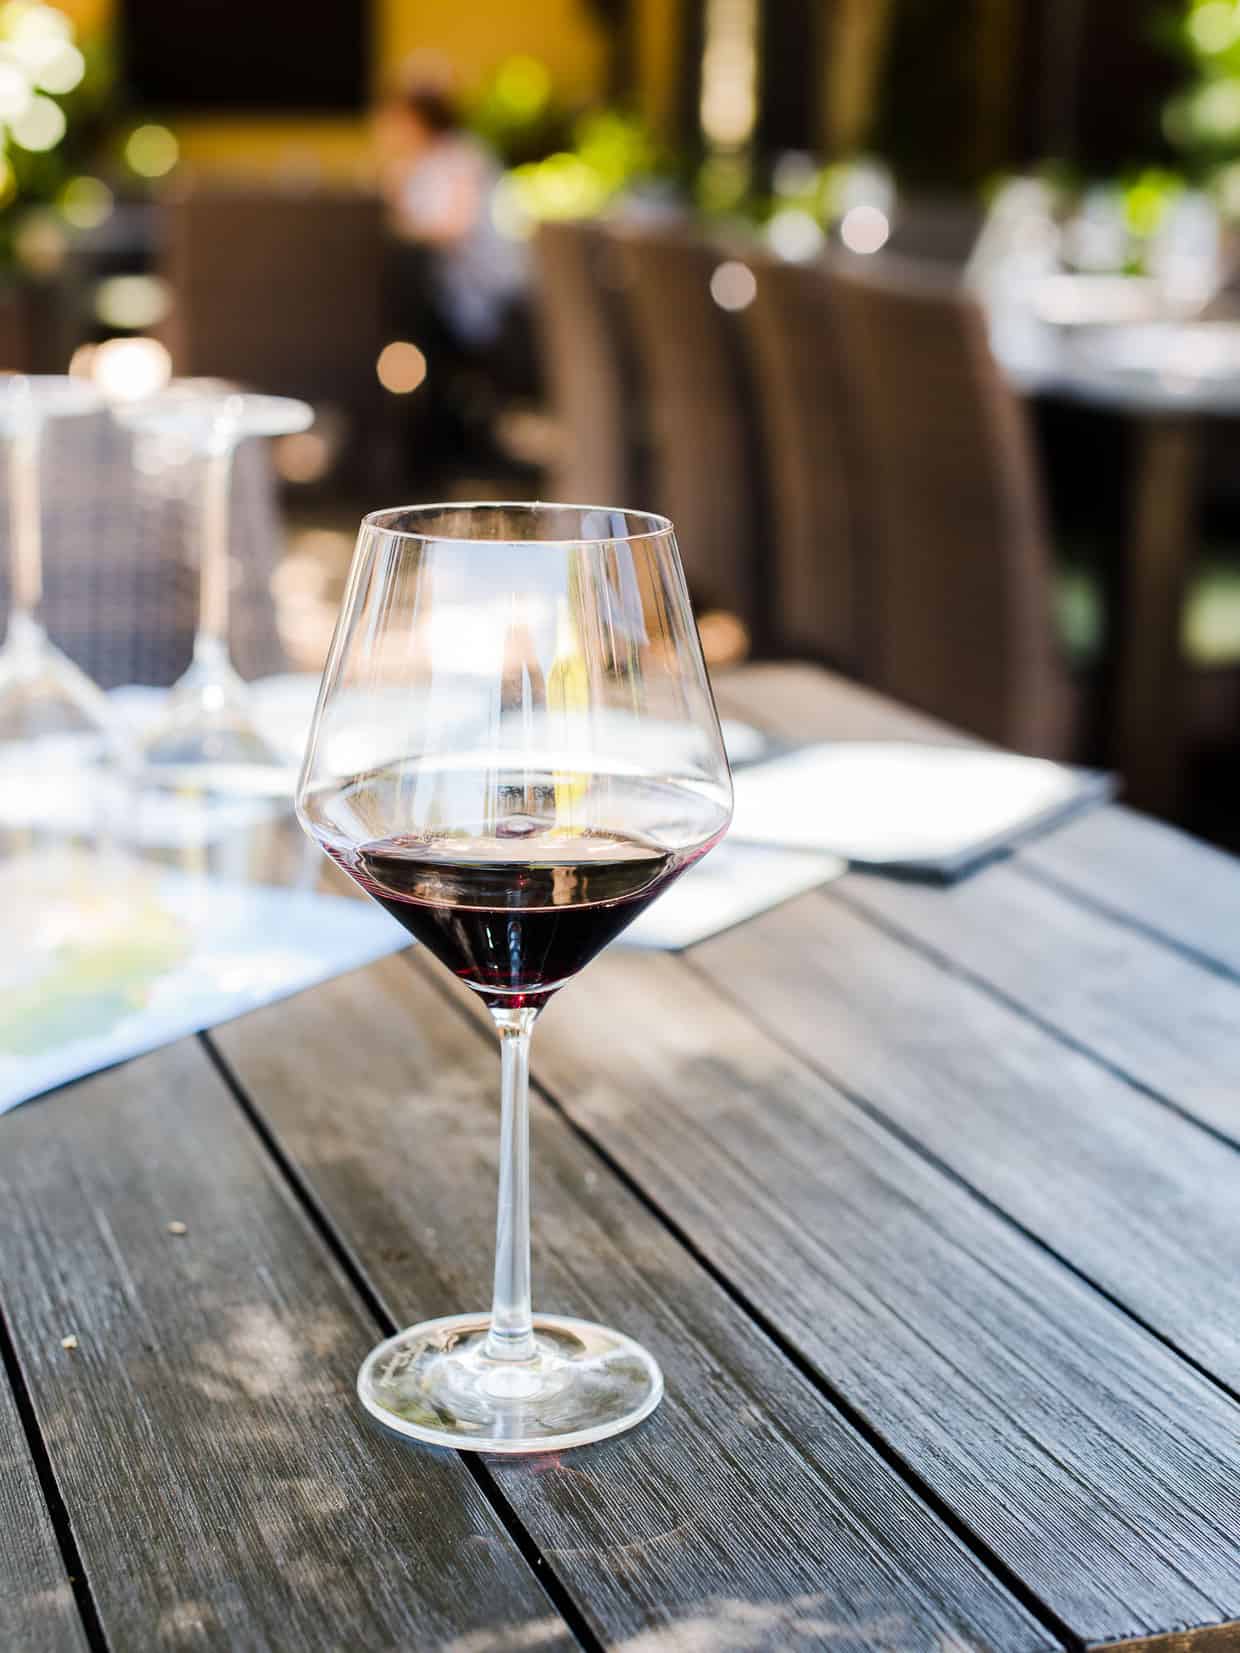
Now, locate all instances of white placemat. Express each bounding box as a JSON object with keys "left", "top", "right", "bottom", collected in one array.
[
  {"left": 0, "top": 852, "right": 406, "bottom": 1116},
  {"left": 730, "top": 741, "right": 1113, "bottom": 878}
]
